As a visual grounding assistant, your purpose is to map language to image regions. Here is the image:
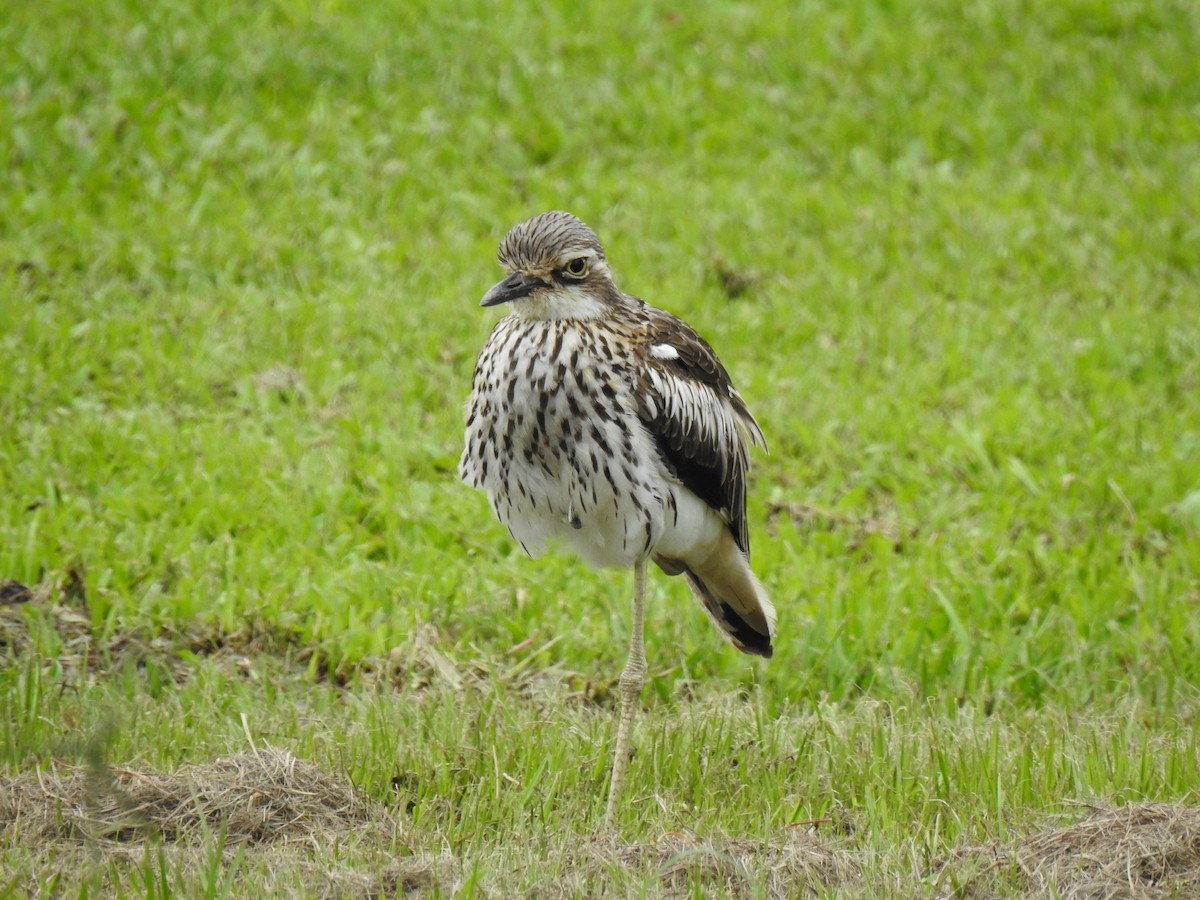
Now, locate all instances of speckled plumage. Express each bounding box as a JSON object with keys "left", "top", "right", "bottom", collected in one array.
[
  {"left": 459, "top": 211, "right": 775, "bottom": 658},
  {"left": 460, "top": 211, "right": 775, "bottom": 828}
]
